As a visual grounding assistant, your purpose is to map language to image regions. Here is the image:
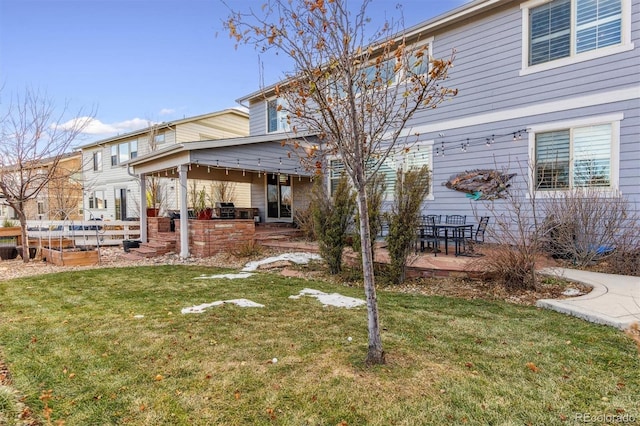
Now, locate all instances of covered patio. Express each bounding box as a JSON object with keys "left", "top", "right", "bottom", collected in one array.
[{"left": 126, "top": 134, "right": 316, "bottom": 258}]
